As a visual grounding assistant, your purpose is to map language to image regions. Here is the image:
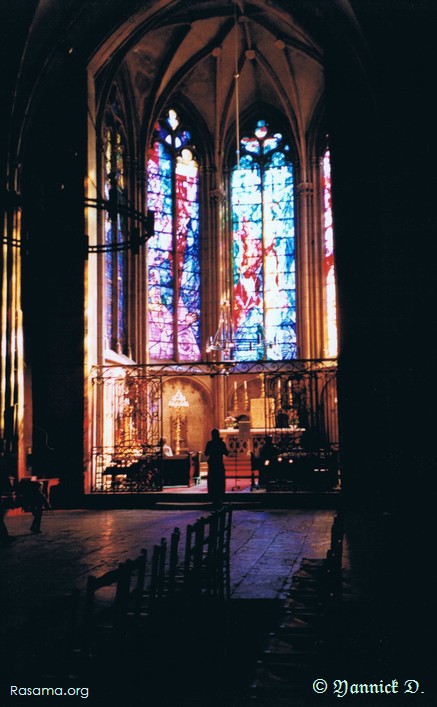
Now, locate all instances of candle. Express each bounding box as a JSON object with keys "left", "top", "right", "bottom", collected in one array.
[{"left": 233, "top": 381, "right": 238, "bottom": 411}]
